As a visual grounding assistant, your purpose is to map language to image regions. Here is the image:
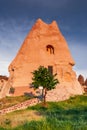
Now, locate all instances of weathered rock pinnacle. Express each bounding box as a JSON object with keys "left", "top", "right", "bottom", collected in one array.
[{"left": 5, "top": 19, "right": 83, "bottom": 99}]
